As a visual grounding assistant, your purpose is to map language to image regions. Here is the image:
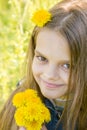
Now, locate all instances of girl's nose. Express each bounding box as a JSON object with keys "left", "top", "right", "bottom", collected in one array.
[{"left": 43, "top": 64, "right": 60, "bottom": 80}]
